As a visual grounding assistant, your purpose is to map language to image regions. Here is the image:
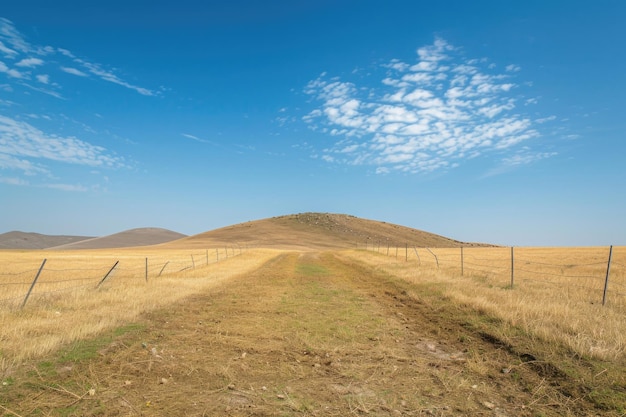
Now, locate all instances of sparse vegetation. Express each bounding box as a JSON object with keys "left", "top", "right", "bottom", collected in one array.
[{"left": 0, "top": 214, "right": 625, "bottom": 415}]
